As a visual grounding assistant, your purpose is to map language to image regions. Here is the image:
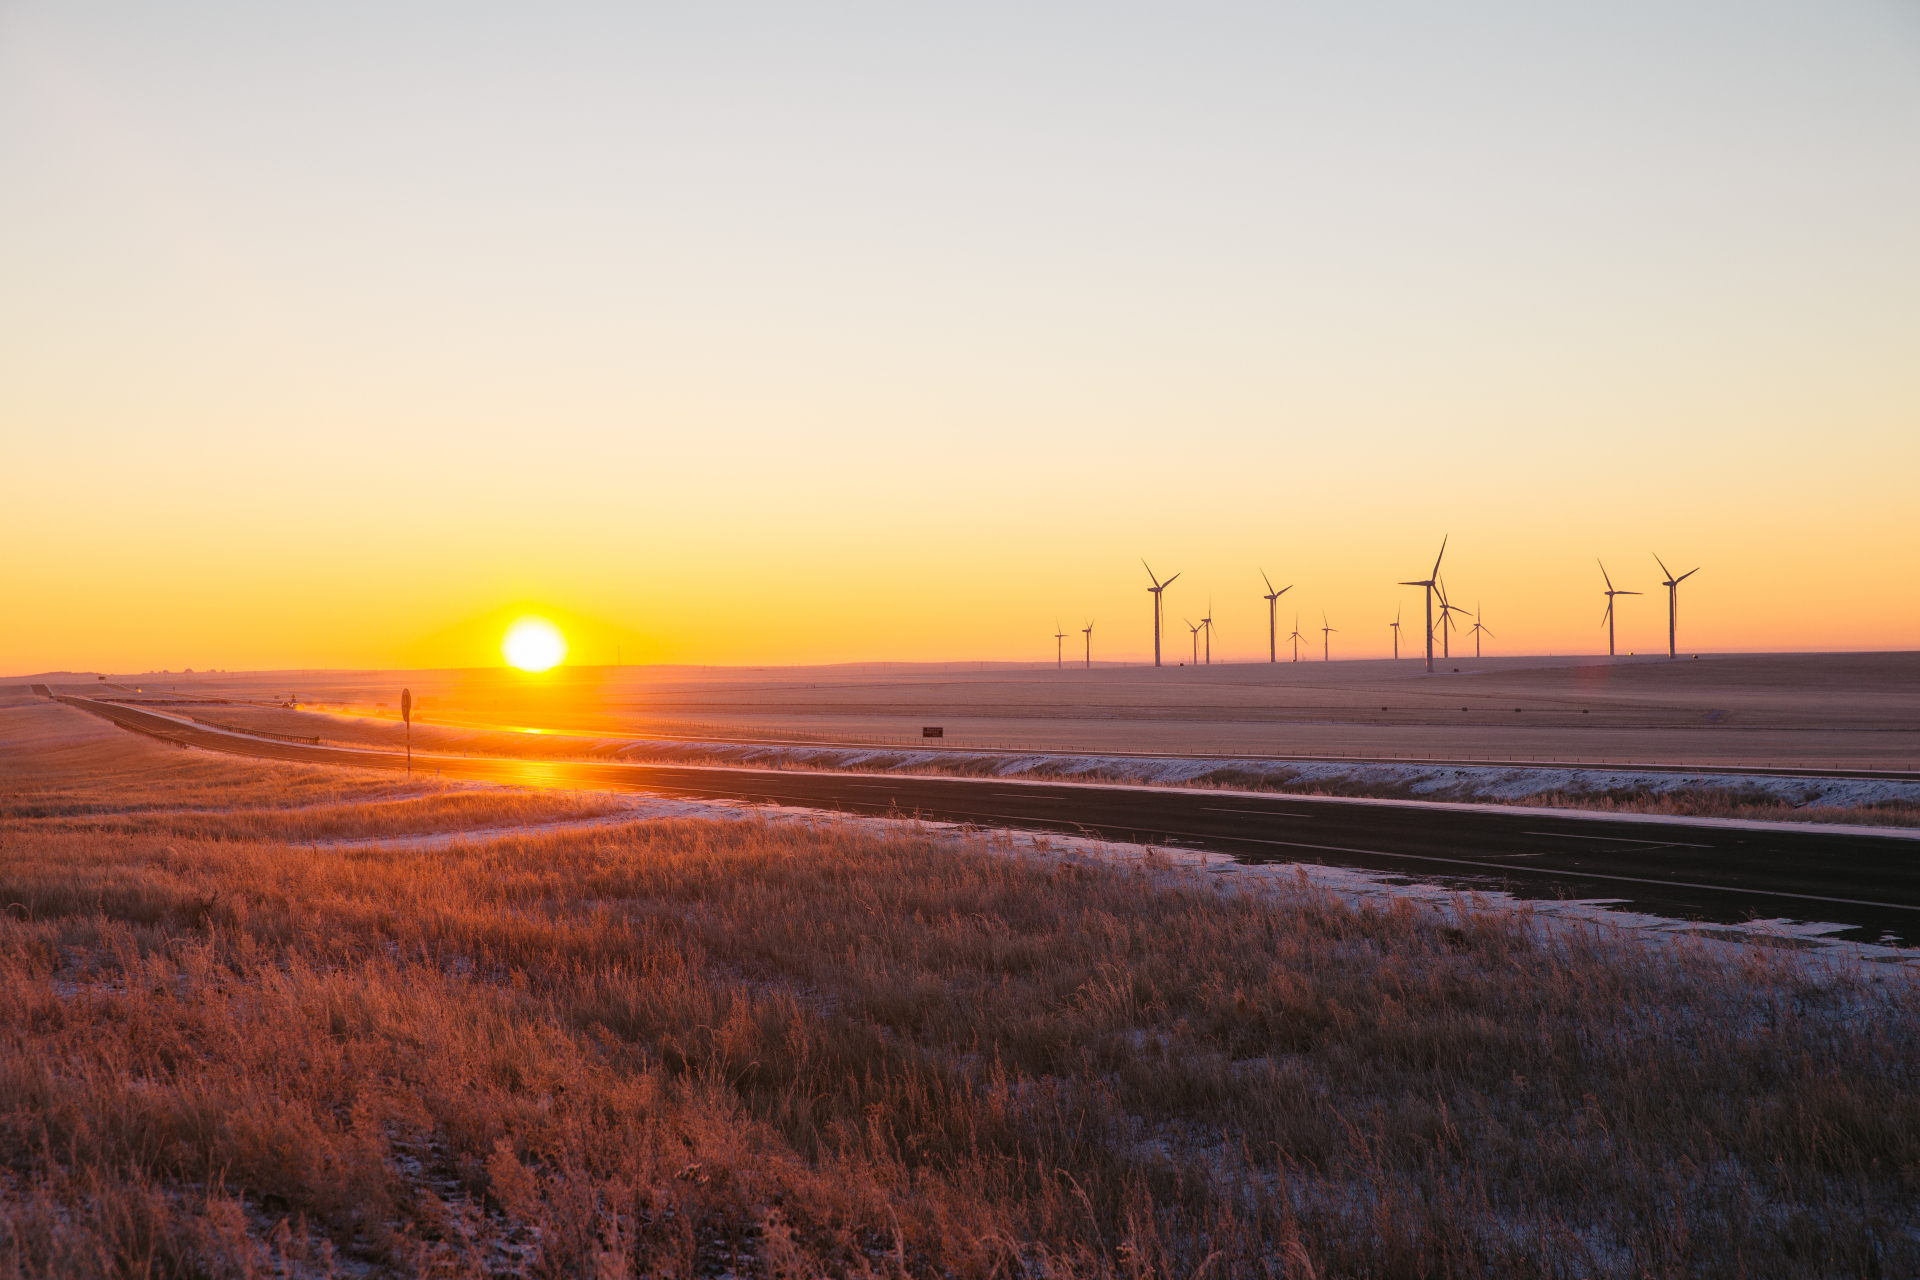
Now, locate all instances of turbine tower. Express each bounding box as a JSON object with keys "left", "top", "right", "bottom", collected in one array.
[
  {"left": 1653, "top": 553, "right": 1699, "bottom": 659},
  {"left": 1081, "top": 618, "right": 1094, "bottom": 669},
  {"left": 1261, "top": 570, "right": 1292, "bottom": 664},
  {"left": 1185, "top": 619, "right": 1202, "bottom": 666},
  {"left": 1053, "top": 621, "right": 1067, "bottom": 670},
  {"left": 1143, "top": 560, "right": 1180, "bottom": 668},
  {"left": 1201, "top": 596, "right": 1214, "bottom": 665},
  {"left": 1287, "top": 614, "right": 1305, "bottom": 662},
  {"left": 1321, "top": 613, "right": 1337, "bottom": 662},
  {"left": 1468, "top": 604, "right": 1493, "bottom": 658},
  {"left": 1399, "top": 537, "right": 1448, "bottom": 674},
  {"left": 1598, "top": 560, "right": 1639, "bottom": 658},
  {"left": 1390, "top": 605, "right": 1402, "bottom": 659}
]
